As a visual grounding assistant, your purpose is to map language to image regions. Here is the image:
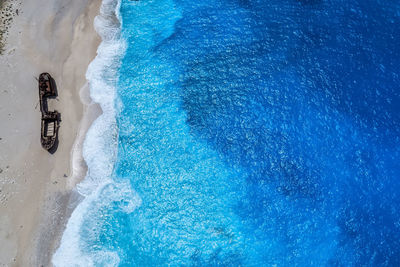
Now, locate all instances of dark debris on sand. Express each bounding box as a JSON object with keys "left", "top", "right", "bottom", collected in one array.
[{"left": 0, "top": 0, "right": 20, "bottom": 54}]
